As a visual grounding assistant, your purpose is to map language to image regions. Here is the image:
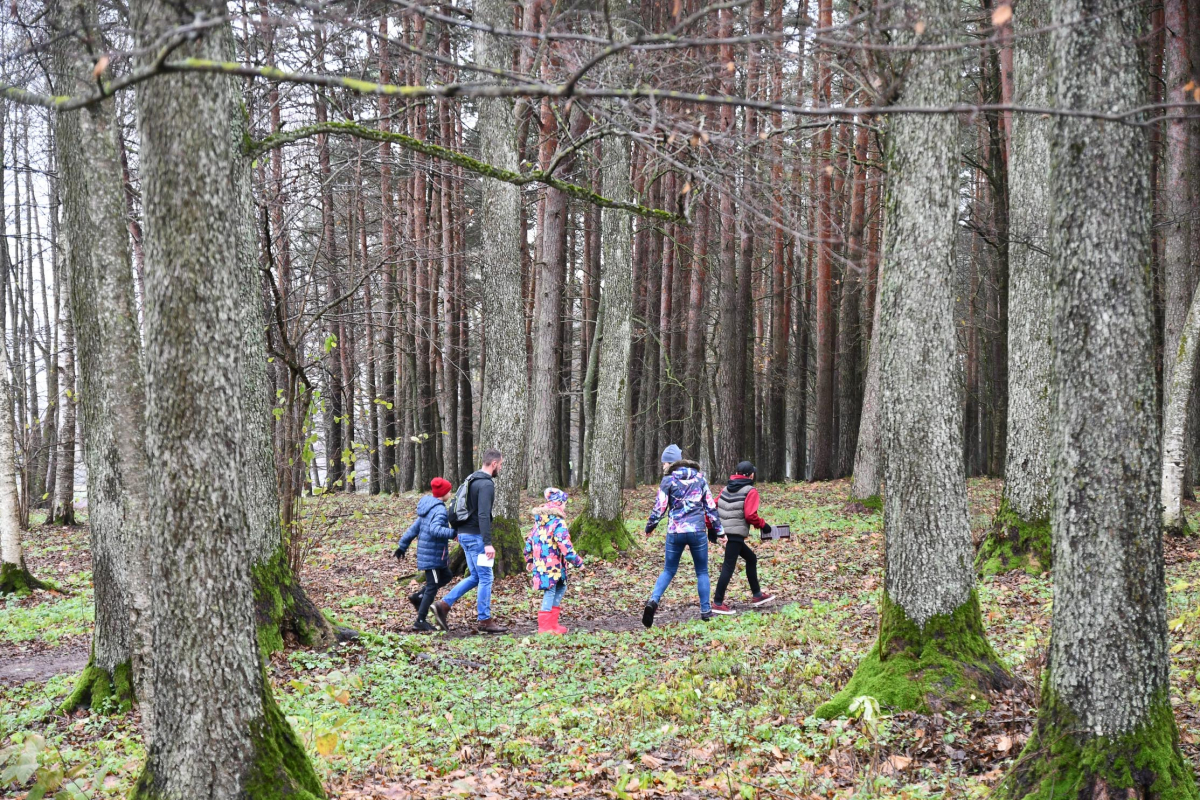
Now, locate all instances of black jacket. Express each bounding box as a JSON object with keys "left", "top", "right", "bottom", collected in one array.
[{"left": 457, "top": 470, "right": 495, "bottom": 546}]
